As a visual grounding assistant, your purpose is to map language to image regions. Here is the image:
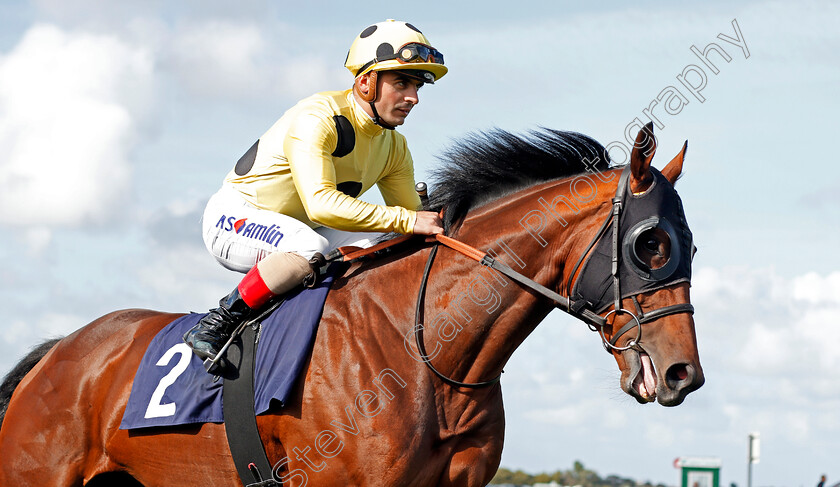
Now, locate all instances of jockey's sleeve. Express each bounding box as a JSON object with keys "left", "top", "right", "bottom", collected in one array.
[
  {"left": 377, "top": 135, "right": 424, "bottom": 213},
  {"left": 284, "top": 112, "right": 418, "bottom": 234}
]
